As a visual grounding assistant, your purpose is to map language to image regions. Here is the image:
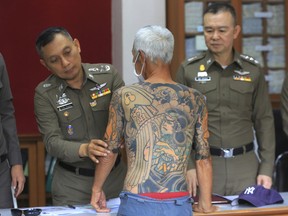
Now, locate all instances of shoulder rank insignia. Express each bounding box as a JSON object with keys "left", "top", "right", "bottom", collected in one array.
[
  {"left": 187, "top": 53, "right": 205, "bottom": 63},
  {"left": 240, "top": 54, "right": 259, "bottom": 65},
  {"left": 88, "top": 65, "right": 111, "bottom": 72},
  {"left": 43, "top": 83, "right": 52, "bottom": 88}
]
